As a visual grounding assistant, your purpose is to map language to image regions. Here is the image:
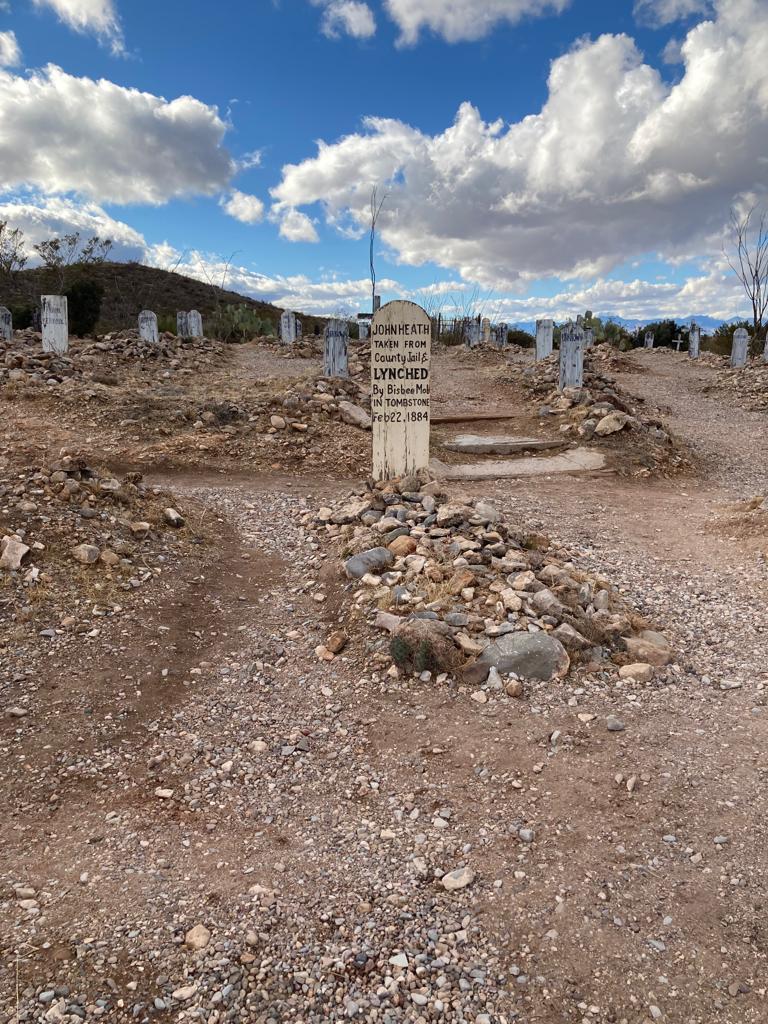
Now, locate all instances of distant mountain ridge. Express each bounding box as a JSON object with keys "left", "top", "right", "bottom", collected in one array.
[{"left": 509, "top": 313, "right": 745, "bottom": 334}]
